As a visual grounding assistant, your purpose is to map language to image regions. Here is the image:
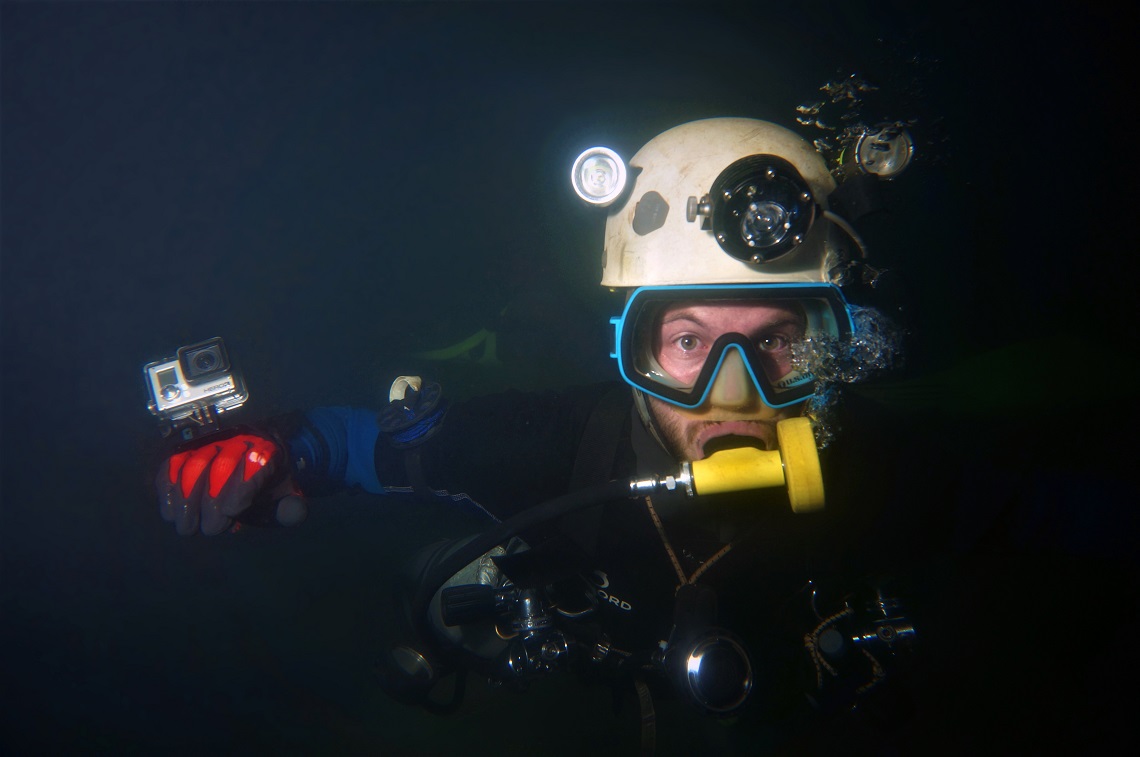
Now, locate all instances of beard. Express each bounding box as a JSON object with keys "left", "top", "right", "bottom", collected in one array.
[{"left": 646, "top": 395, "right": 796, "bottom": 461}]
